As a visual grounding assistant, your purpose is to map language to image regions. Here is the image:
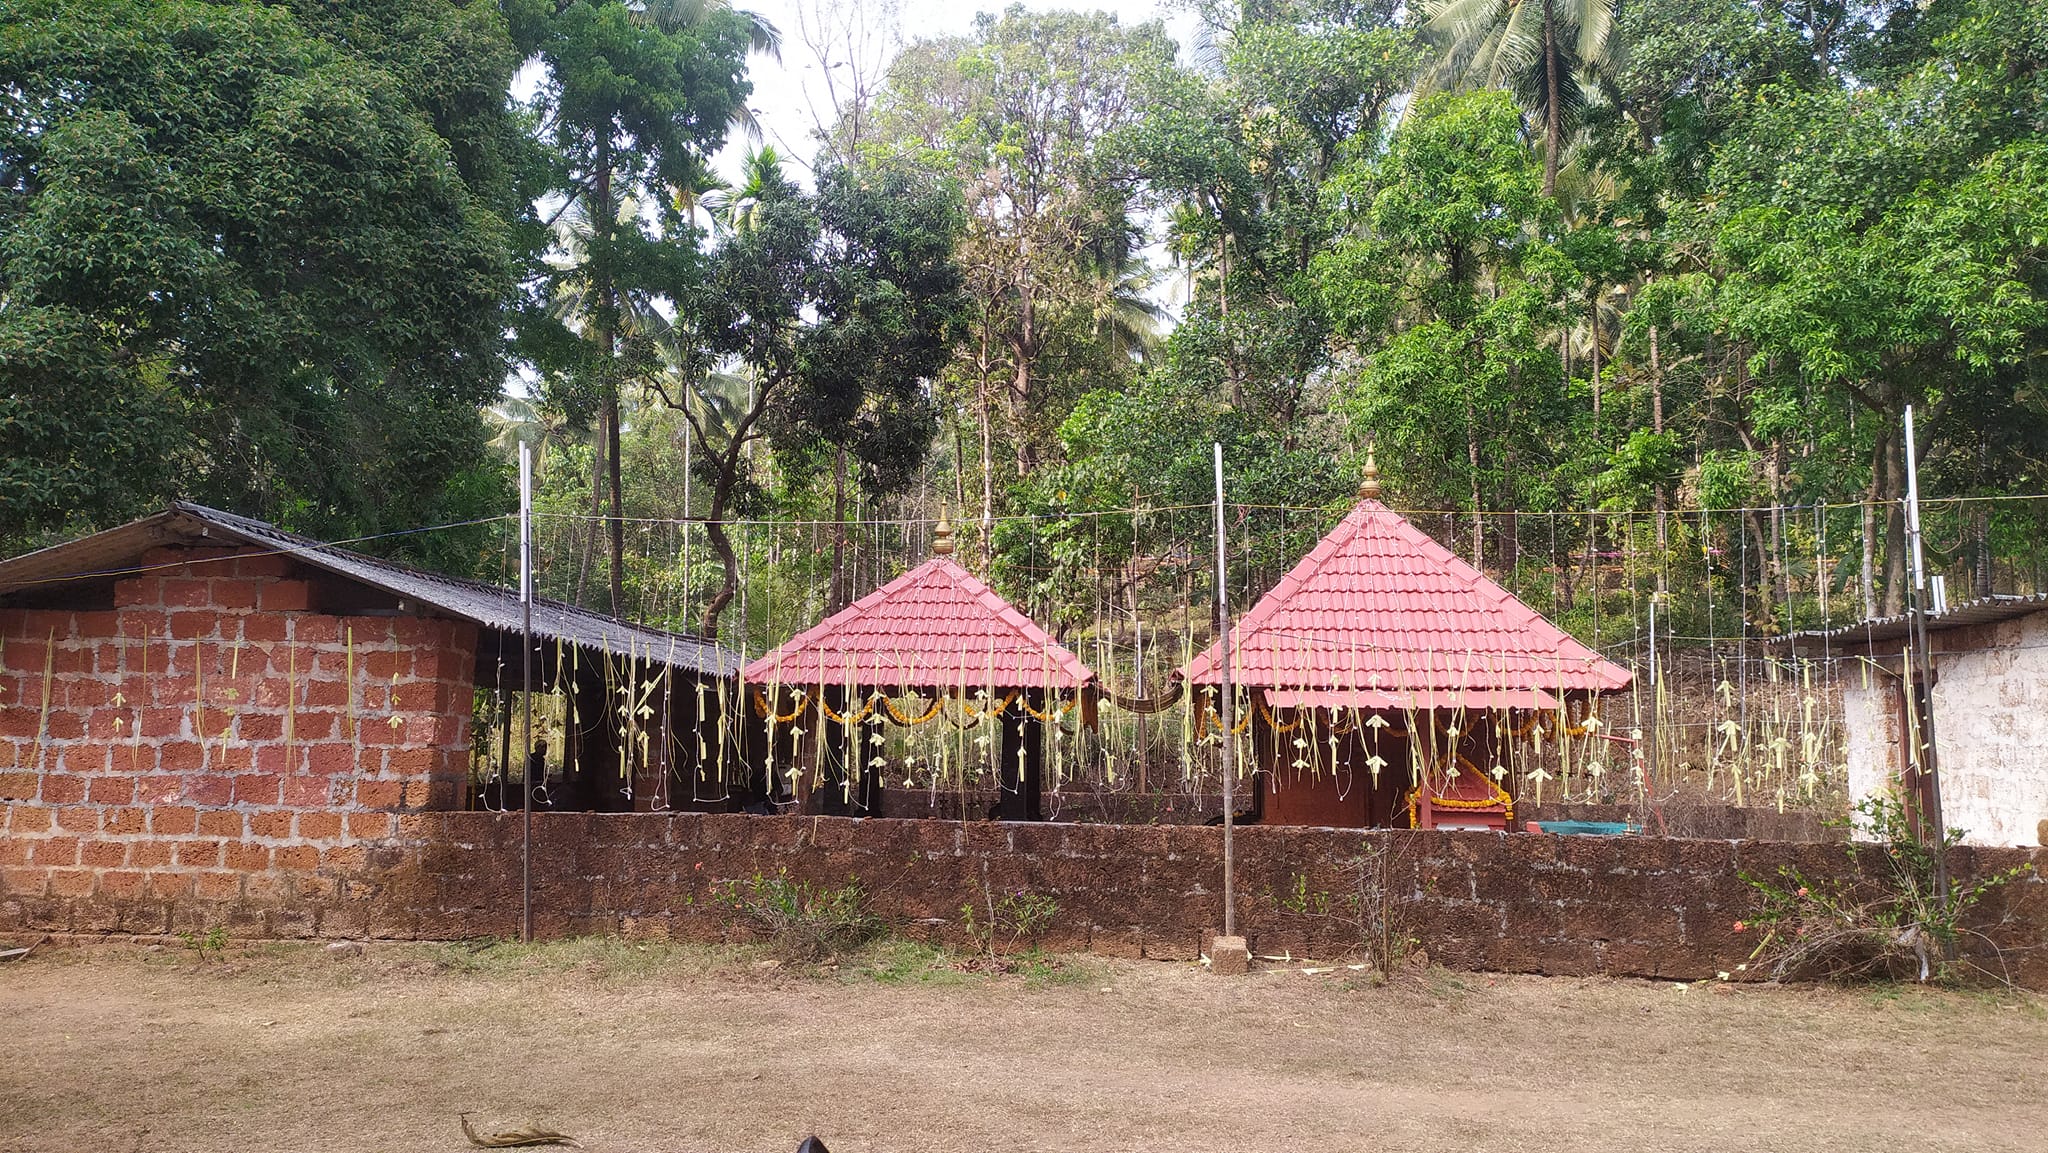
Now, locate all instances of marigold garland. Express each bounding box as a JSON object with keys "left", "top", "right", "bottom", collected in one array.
[
  {"left": 817, "top": 694, "right": 878, "bottom": 725},
  {"left": 1020, "top": 694, "right": 1075, "bottom": 722},
  {"left": 963, "top": 689, "right": 1020, "bottom": 717},
  {"left": 882, "top": 695, "right": 945, "bottom": 725},
  {"left": 1194, "top": 696, "right": 1254, "bottom": 737},
  {"left": 750, "top": 685, "right": 809, "bottom": 723},
  {"left": 1404, "top": 755, "right": 1514, "bottom": 828},
  {"left": 752, "top": 685, "right": 1056, "bottom": 727}
]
